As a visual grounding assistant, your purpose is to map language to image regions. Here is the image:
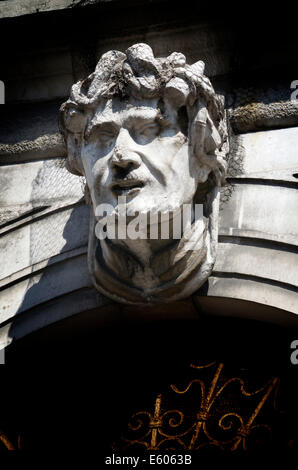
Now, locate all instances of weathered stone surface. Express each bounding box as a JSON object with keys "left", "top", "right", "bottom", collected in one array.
[
  {"left": 227, "top": 127, "right": 298, "bottom": 182},
  {"left": 219, "top": 184, "right": 298, "bottom": 246},
  {"left": 0, "top": 134, "right": 65, "bottom": 164},
  {"left": 0, "top": 158, "right": 84, "bottom": 226},
  {"left": 61, "top": 43, "right": 227, "bottom": 304},
  {"left": 214, "top": 240, "right": 298, "bottom": 288},
  {"left": 221, "top": 126, "right": 298, "bottom": 210},
  {"left": 230, "top": 85, "right": 298, "bottom": 134},
  {"left": 0, "top": 115, "right": 296, "bottom": 342},
  {"left": 0, "top": 204, "right": 89, "bottom": 281},
  {"left": 0, "top": 0, "right": 90, "bottom": 18},
  {"left": 206, "top": 275, "right": 298, "bottom": 317},
  {"left": 0, "top": 288, "right": 109, "bottom": 350},
  {"left": 0, "top": 2, "right": 297, "bottom": 344},
  {"left": 0, "top": 158, "right": 83, "bottom": 205},
  {"left": 0, "top": 101, "right": 65, "bottom": 163},
  {"left": 0, "top": 254, "right": 91, "bottom": 325},
  {"left": 213, "top": 124, "right": 298, "bottom": 318}
]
